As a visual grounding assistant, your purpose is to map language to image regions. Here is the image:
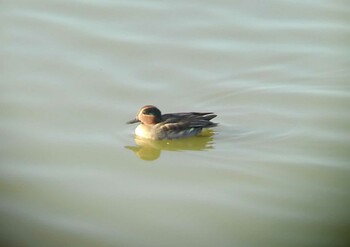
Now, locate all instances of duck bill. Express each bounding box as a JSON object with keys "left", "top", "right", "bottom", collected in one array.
[{"left": 126, "top": 118, "right": 140, "bottom": 124}]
